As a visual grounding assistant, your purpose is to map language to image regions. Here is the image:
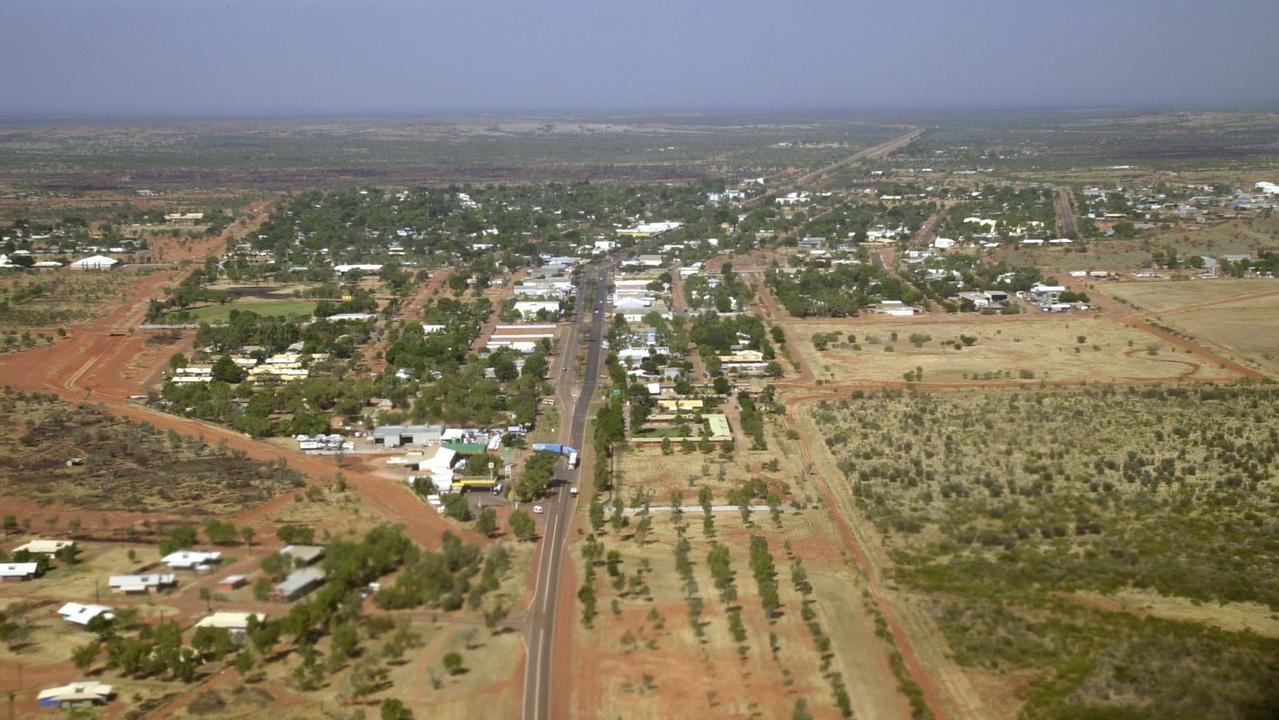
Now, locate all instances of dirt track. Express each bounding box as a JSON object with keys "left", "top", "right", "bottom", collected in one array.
[{"left": 1054, "top": 187, "right": 1078, "bottom": 236}]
